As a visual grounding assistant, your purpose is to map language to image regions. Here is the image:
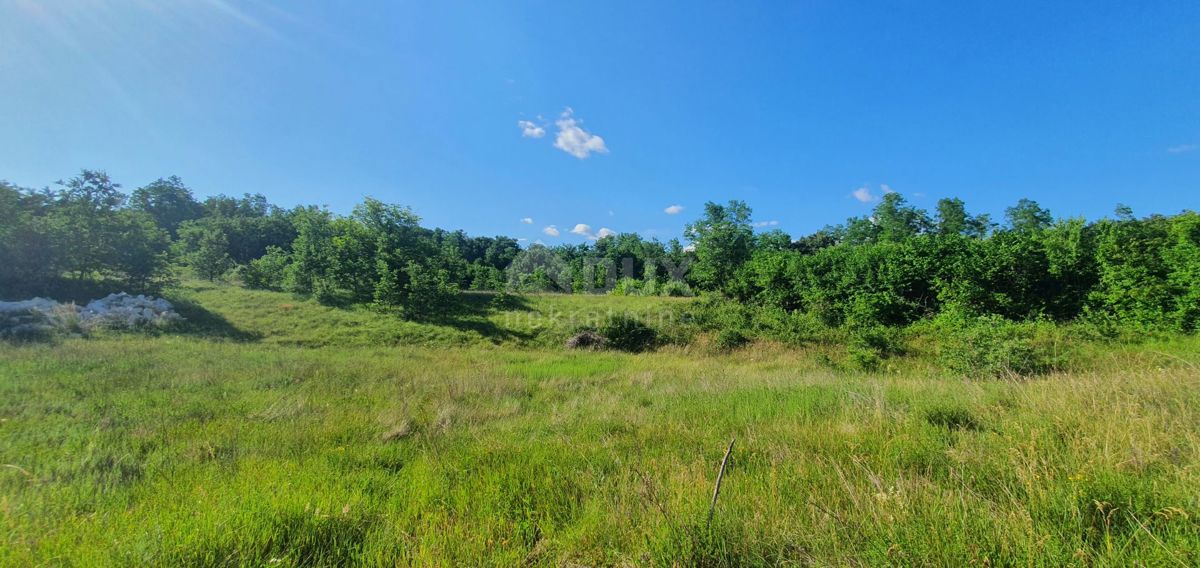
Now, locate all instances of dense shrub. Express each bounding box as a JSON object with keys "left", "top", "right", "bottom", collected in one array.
[
  {"left": 609, "top": 277, "right": 644, "bottom": 296},
  {"left": 599, "top": 313, "right": 658, "bottom": 352},
  {"left": 238, "top": 246, "right": 290, "bottom": 290},
  {"left": 714, "top": 328, "right": 749, "bottom": 351},
  {"left": 659, "top": 279, "right": 694, "bottom": 297},
  {"left": 937, "top": 313, "right": 1061, "bottom": 377}
]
